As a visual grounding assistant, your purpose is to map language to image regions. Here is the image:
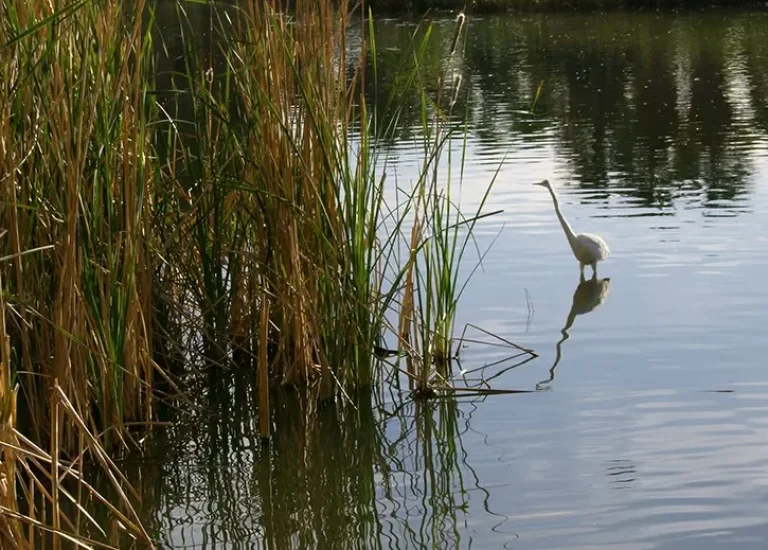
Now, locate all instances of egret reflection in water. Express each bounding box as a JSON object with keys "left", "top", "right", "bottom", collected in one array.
[{"left": 537, "top": 276, "right": 612, "bottom": 389}]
